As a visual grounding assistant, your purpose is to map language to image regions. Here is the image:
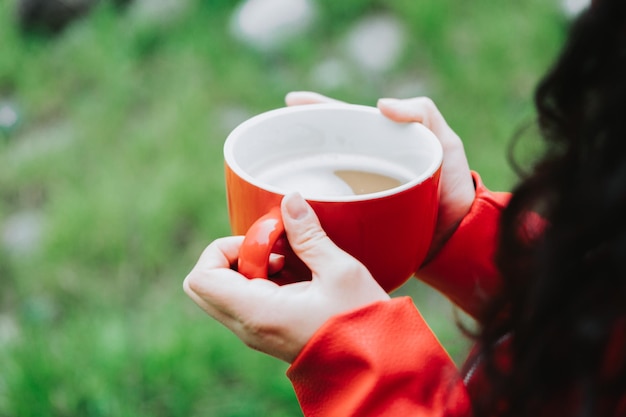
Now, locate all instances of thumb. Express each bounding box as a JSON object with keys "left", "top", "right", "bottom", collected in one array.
[{"left": 281, "top": 193, "right": 356, "bottom": 279}]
